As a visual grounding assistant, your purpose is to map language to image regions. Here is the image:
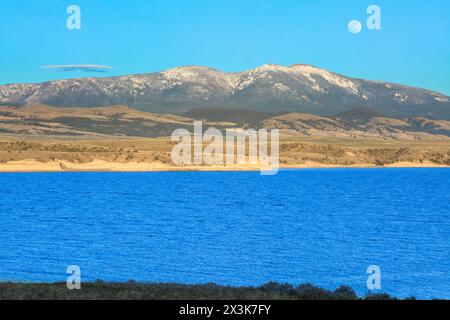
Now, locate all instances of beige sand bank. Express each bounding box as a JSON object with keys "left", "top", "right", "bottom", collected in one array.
[
  {"left": 0, "top": 159, "right": 266, "bottom": 172},
  {"left": 0, "top": 159, "right": 447, "bottom": 173},
  {"left": 1, "top": 136, "right": 449, "bottom": 172}
]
